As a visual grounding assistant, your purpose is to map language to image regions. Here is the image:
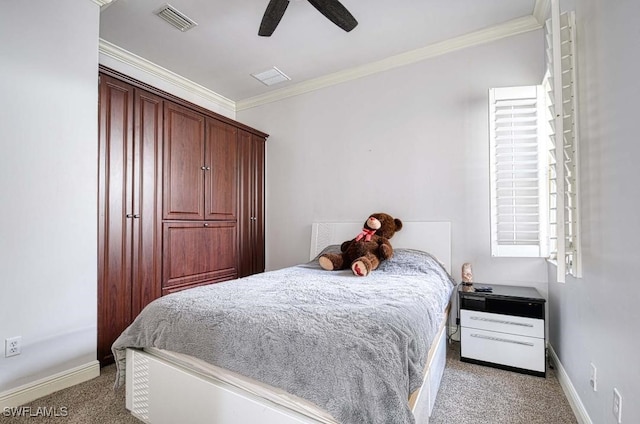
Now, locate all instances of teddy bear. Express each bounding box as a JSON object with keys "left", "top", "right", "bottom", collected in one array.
[{"left": 319, "top": 213, "right": 403, "bottom": 277}]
